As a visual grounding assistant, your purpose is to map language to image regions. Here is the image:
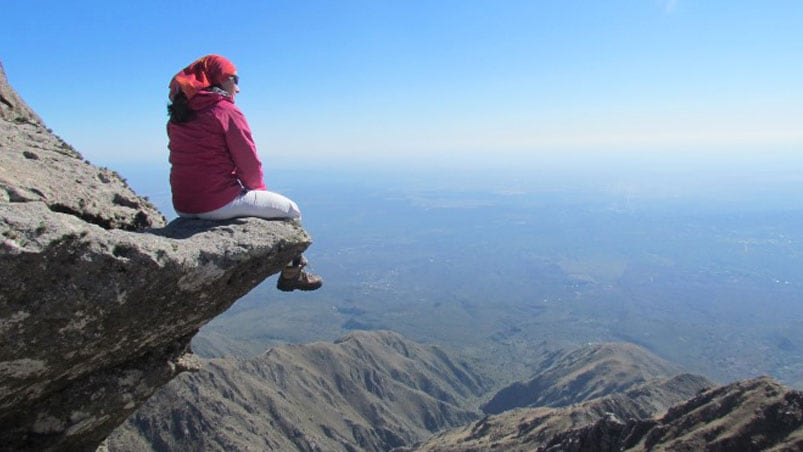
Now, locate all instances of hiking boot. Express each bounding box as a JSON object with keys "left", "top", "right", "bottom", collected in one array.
[{"left": 277, "top": 257, "right": 323, "bottom": 292}]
